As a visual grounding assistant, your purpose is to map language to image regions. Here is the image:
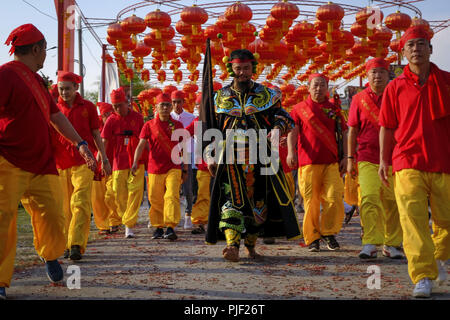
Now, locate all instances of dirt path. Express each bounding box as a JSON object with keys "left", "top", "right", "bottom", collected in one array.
[{"left": 5, "top": 204, "right": 449, "bottom": 300}]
